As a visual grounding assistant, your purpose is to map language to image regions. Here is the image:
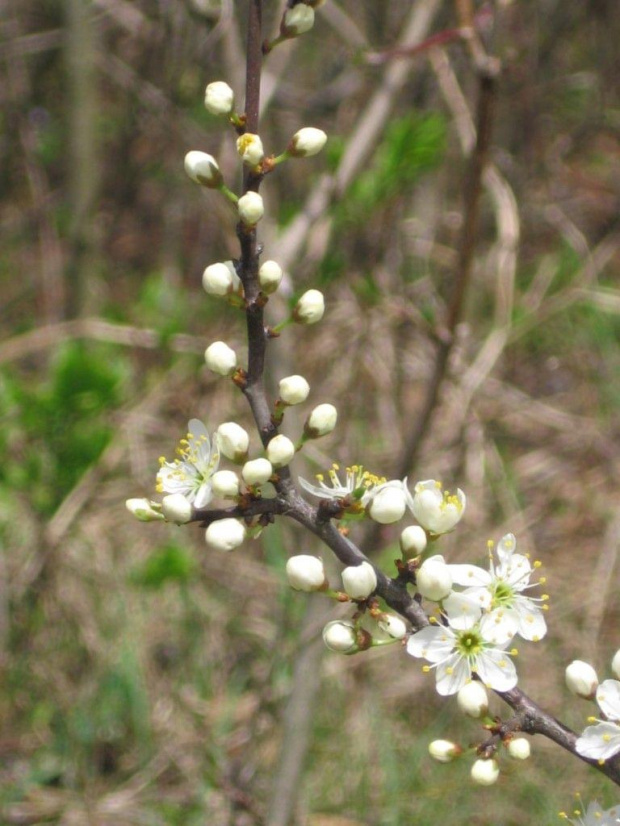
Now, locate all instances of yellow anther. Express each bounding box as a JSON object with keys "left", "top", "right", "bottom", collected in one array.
[
  {"left": 539, "top": 576, "right": 547, "bottom": 584},
  {"left": 587, "top": 716, "right": 597, "bottom": 723},
  {"left": 158, "top": 456, "right": 166, "bottom": 465},
  {"left": 603, "top": 734, "right": 611, "bottom": 743},
  {"left": 422, "top": 665, "right": 430, "bottom": 673},
  {"left": 510, "top": 648, "right": 518, "bottom": 656},
  {"left": 532, "top": 635, "right": 540, "bottom": 642},
  {"left": 533, "top": 560, "right": 542, "bottom": 568},
  {"left": 333, "top": 462, "right": 340, "bottom": 471},
  {"left": 316, "top": 474, "right": 324, "bottom": 482}
]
